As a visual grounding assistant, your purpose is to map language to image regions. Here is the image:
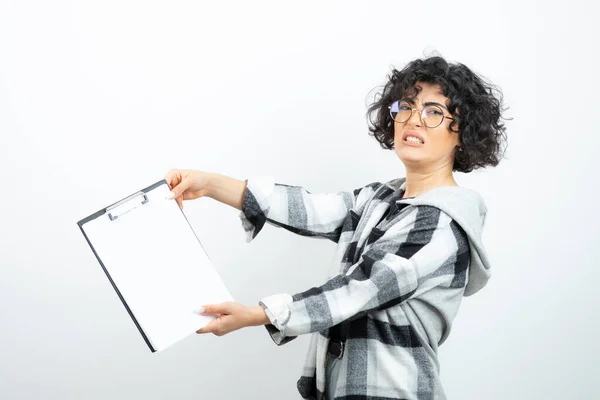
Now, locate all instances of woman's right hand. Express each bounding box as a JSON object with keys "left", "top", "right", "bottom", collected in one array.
[{"left": 165, "top": 169, "right": 210, "bottom": 209}]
